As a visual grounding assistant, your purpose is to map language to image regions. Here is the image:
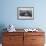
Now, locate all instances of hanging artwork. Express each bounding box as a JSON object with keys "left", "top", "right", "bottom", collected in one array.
[{"left": 17, "top": 7, "right": 34, "bottom": 20}]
